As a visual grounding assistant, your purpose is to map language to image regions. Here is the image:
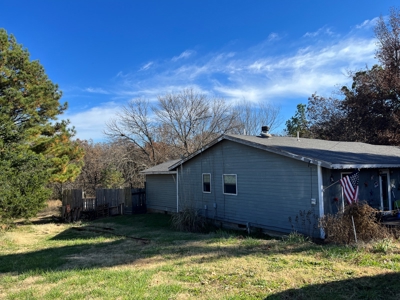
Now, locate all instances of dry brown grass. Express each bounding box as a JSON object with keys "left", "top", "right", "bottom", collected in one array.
[{"left": 36, "top": 200, "right": 62, "bottom": 218}]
